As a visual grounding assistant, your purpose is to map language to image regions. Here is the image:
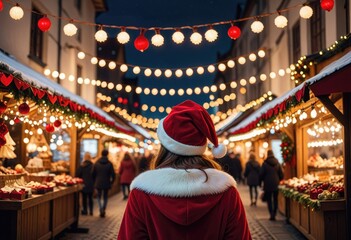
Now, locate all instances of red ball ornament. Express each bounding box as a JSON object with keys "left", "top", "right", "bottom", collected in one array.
[
  {"left": 227, "top": 25, "right": 241, "bottom": 40},
  {"left": 45, "top": 124, "right": 55, "bottom": 133},
  {"left": 320, "top": 0, "right": 334, "bottom": 11},
  {"left": 38, "top": 16, "right": 51, "bottom": 32},
  {"left": 54, "top": 120, "right": 62, "bottom": 128},
  {"left": 134, "top": 31, "right": 149, "bottom": 52},
  {"left": 0, "top": 102, "right": 7, "bottom": 114},
  {"left": 0, "top": 0, "right": 3, "bottom": 12},
  {"left": 14, "top": 117, "right": 20, "bottom": 124},
  {"left": 18, "top": 103, "right": 30, "bottom": 115},
  {"left": 133, "top": 102, "right": 139, "bottom": 108}
]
